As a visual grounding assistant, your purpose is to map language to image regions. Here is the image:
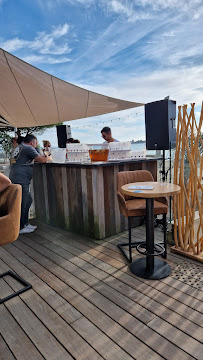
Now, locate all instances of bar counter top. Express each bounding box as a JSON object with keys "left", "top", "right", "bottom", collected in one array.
[
  {"left": 41, "top": 157, "right": 159, "bottom": 167},
  {"left": 33, "top": 157, "right": 159, "bottom": 239}
]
